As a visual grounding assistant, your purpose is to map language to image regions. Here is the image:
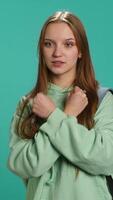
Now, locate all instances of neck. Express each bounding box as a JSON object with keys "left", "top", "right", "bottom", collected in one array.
[{"left": 51, "top": 75, "right": 75, "bottom": 89}]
